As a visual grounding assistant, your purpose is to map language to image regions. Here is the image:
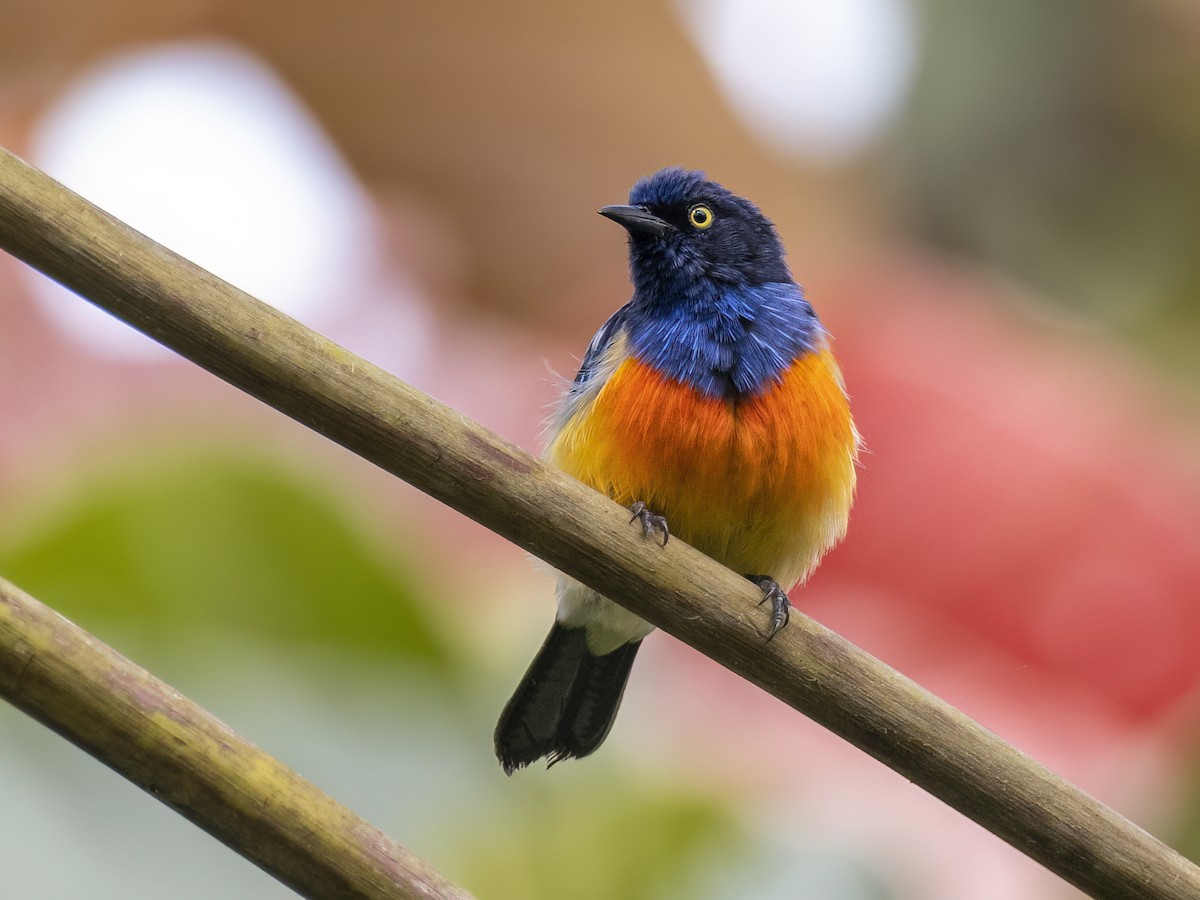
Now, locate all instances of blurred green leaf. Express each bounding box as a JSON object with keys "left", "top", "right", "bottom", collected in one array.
[
  {"left": 455, "top": 778, "right": 743, "bottom": 900},
  {"left": 891, "top": 0, "right": 1200, "bottom": 383},
  {"left": 0, "top": 449, "right": 452, "bottom": 670},
  {"left": 1170, "top": 750, "right": 1200, "bottom": 868}
]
